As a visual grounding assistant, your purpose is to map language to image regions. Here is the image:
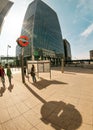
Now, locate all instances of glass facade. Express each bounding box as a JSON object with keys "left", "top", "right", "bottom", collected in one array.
[
  {"left": 63, "top": 39, "right": 72, "bottom": 61},
  {"left": 33, "top": 0, "right": 64, "bottom": 54},
  {"left": 17, "top": 0, "right": 64, "bottom": 65},
  {"left": 90, "top": 50, "right": 93, "bottom": 60}
]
